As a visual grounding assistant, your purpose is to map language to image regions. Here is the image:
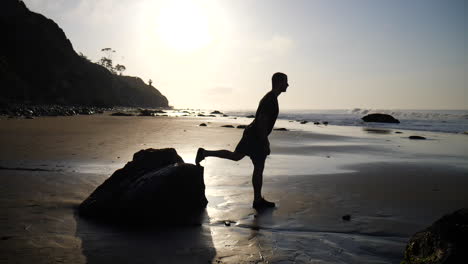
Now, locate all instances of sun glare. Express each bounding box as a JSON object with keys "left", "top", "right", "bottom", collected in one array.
[{"left": 157, "top": 0, "right": 213, "bottom": 52}]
